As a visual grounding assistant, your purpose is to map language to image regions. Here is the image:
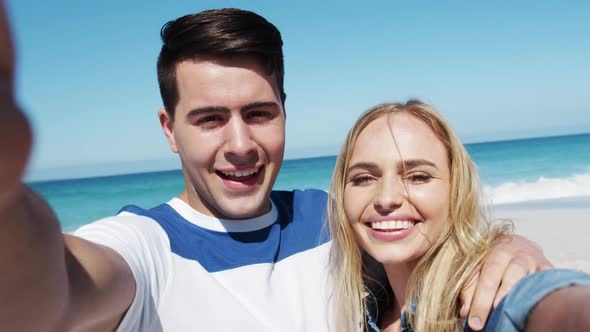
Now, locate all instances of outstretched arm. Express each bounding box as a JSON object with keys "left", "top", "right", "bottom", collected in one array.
[
  {"left": 460, "top": 235, "right": 553, "bottom": 330},
  {"left": 0, "top": 0, "right": 30, "bottom": 206},
  {"left": 480, "top": 269, "right": 590, "bottom": 331},
  {"left": 527, "top": 285, "right": 590, "bottom": 332},
  {"left": 0, "top": 3, "right": 67, "bottom": 329},
  {"left": 0, "top": 2, "right": 135, "bottom": 331}
]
